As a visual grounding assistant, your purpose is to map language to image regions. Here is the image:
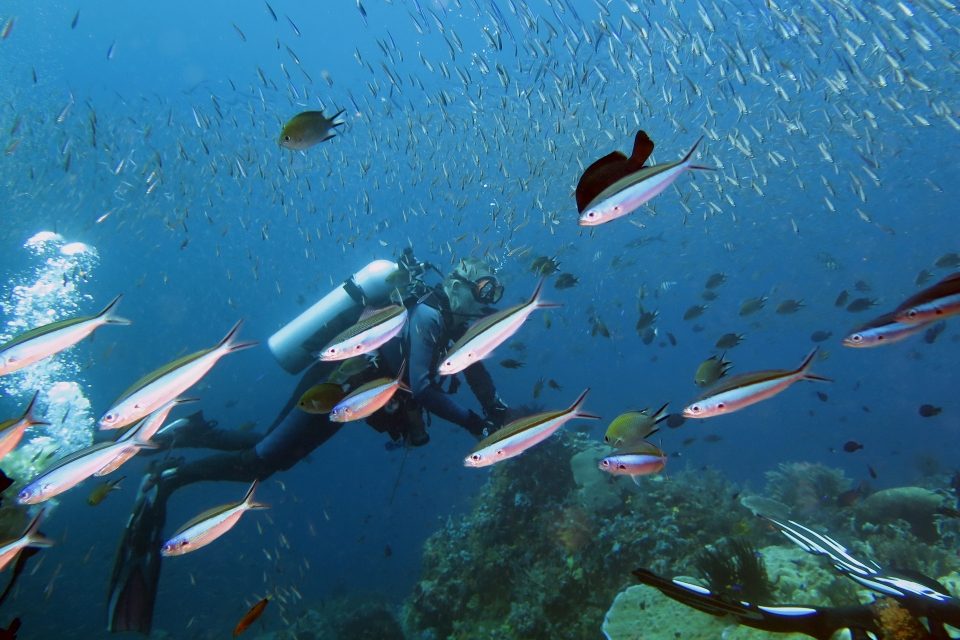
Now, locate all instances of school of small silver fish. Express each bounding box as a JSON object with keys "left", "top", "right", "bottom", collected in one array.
[{"left": 0, "top": 0, "right": 958, "bottom": 634}]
